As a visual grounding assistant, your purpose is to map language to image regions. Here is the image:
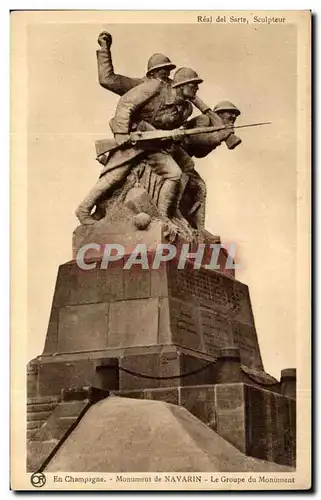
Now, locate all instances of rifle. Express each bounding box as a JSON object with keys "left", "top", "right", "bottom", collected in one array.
[{"left": 95, "top": 121, "right": 271, "bottom": 159}]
